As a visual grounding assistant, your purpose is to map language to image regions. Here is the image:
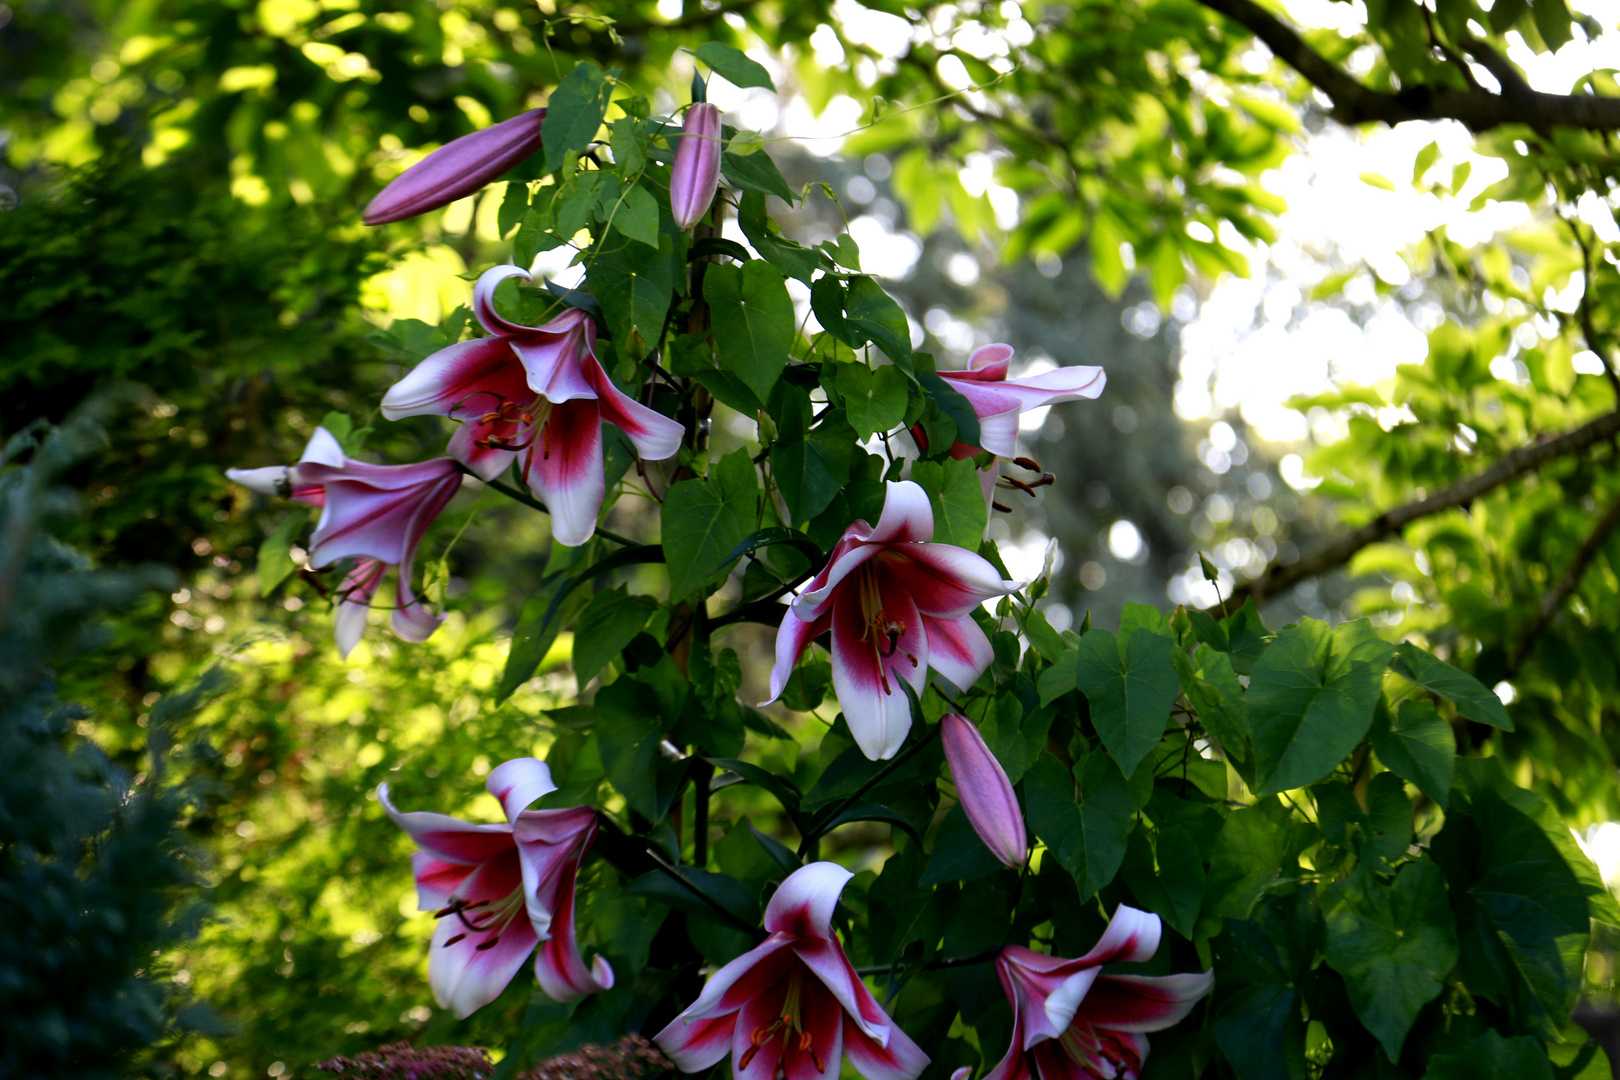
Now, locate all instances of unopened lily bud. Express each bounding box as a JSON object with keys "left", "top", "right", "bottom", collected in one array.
[
  {"left": 363, "top": 107, "right": 547, "bottom": 225},
  {"left": 670, "top": 102, "right": 722, "bottom": 232},
  {"left": 941, "top": 713, "right": 1027, "bottom": 868}
]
